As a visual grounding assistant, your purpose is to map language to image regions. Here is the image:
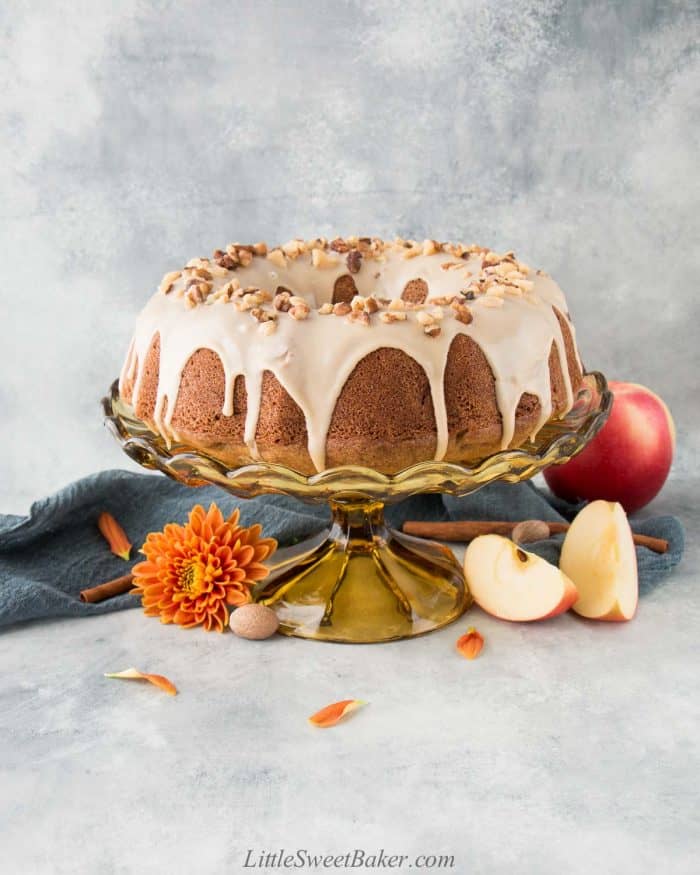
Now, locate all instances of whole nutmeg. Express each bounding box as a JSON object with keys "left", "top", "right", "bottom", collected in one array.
[
  {"left": 230, "top": 604, "right": 279, "bottom": 640},
  {"left": 511, "top": 519, "right": 550, "bottom": 545}
]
